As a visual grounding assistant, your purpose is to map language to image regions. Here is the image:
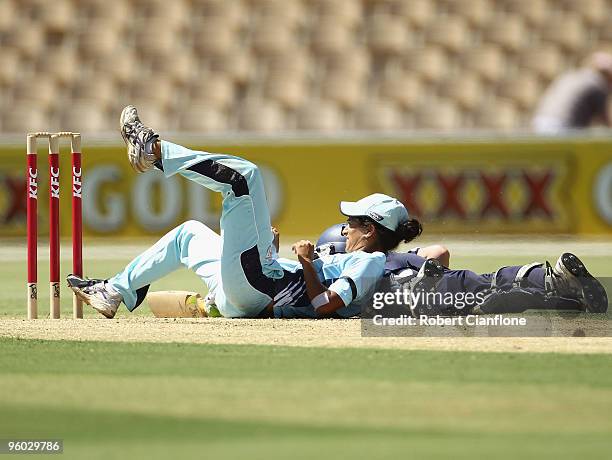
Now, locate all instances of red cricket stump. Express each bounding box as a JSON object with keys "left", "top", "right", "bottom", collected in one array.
[
  {"left": 49, "top": 135, "right": 61, "bottom": 319},
  {"left": 26, "top": 132, "right": 83, "bottom": 319},
  {"left": 26, "top": 135, "right": 38, "bottom": 320},
  {"left": 71, "top": 135, "right": 83, "bottom": 319}
]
